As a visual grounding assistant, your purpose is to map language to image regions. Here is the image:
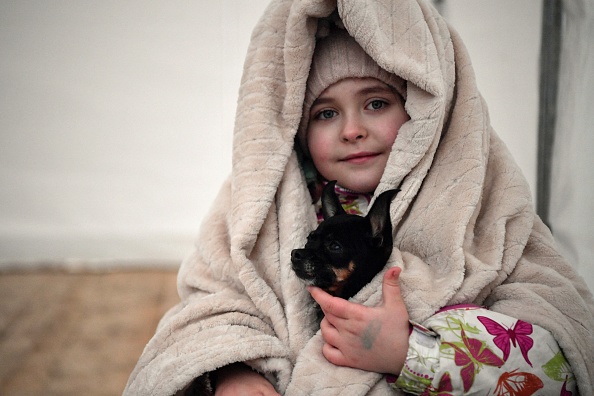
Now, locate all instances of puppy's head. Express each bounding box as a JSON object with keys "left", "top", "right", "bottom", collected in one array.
[{"left": 291, "top": 181, "right": 399, "bottom": 299}]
